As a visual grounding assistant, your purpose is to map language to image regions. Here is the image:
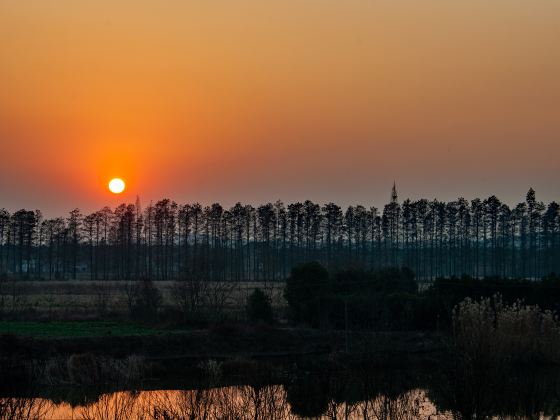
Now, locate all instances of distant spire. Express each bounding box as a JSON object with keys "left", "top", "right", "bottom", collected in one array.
[{"left": 391, "top": 181, "right": 398, "bottom": 203}]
